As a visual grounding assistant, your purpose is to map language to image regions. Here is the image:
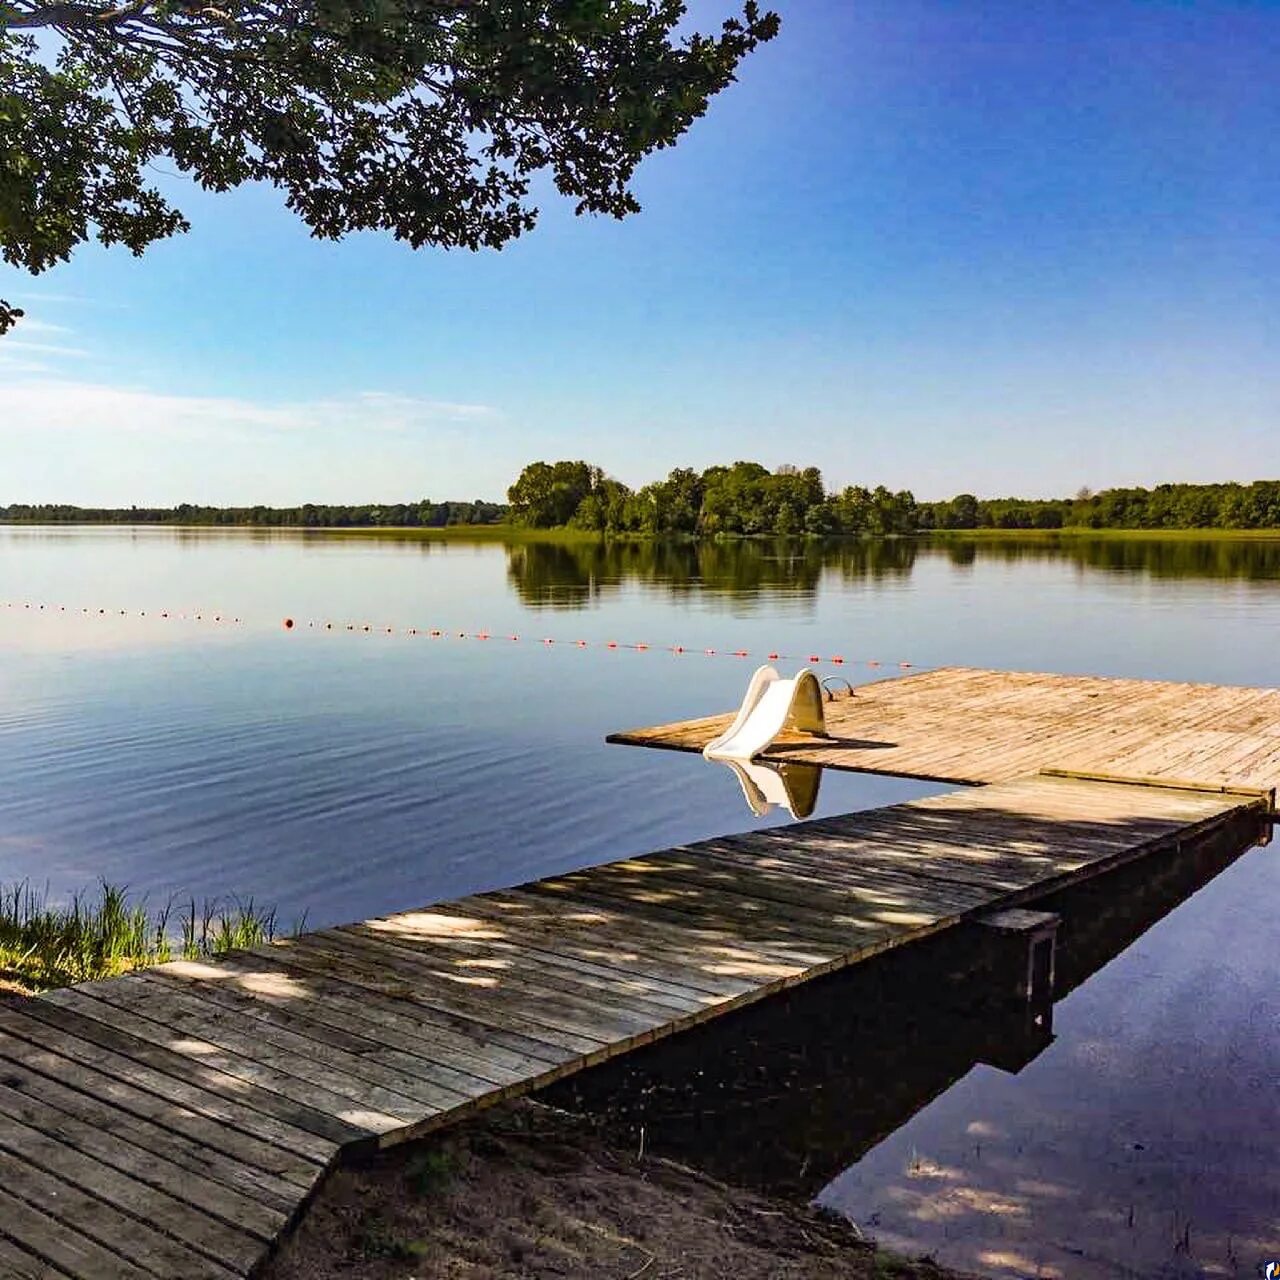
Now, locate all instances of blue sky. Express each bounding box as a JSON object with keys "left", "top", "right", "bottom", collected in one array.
[{"left": 2, "top": 0, "right": 1277, "bottom": 505}]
